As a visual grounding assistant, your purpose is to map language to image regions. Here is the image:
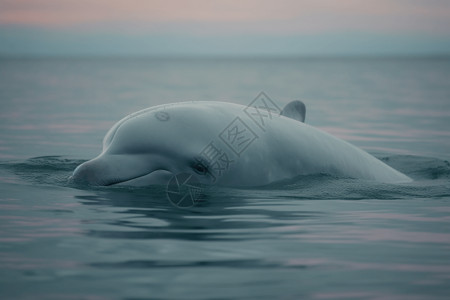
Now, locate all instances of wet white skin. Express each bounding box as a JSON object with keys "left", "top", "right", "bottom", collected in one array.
[{"left": 70, "top": 101, "right": 412, "bottom": 187}]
